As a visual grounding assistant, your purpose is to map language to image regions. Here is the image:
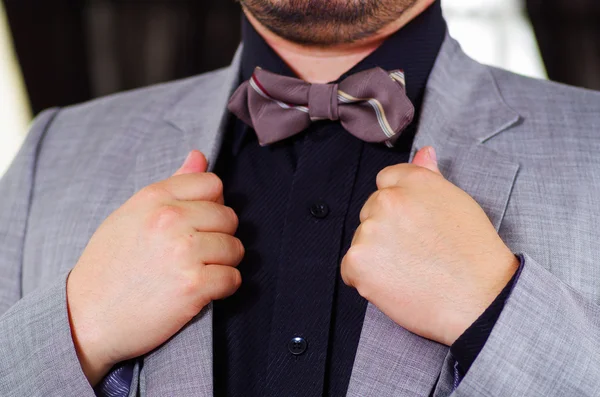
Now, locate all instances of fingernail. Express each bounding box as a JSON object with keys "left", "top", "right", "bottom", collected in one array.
[
  {"left": 184, "top": 151, "right": 194, "bottom": 164},
  {"left": 428, "top": 147, "right": 437, "bottom": 162}
]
